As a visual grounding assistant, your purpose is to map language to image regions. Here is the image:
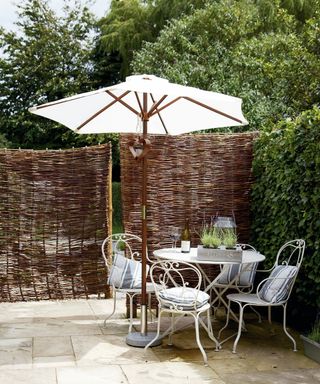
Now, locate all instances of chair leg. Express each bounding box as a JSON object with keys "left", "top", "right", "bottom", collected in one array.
[
  {"left": 232, "top": 302, "right": 244, "bottom": 354},
  {"left": 207, "top": 309, "right": 220, "bottom": 351},
  {"left": 168, "top": 313, "right": 175, "bottom": 346},
  {"left": 128, "top": 293, "right": 135, "bottom": 333},
  {"left": 148, "top": 293, "right": 153, "bottom": 321},
  {"left": 282, "top": 303, "right": 297, "bottom": 351},
  {"left": 194, "top": 313, "right": 208, "bottom": 365},
  {"left": 268, "top": 306, "right": 272, "bottom": 324},
  {"left": 103, "top": 290, "right": 117, "bottom": 327},
  {"left": 144, "top": 310, "right": 163, "bottom": 351},
  {"left": 218, "top": 299, "right": 231, "bottom": 340},
  {"left": 148, "top": 293, "right": 158, "bottom": 321}
]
